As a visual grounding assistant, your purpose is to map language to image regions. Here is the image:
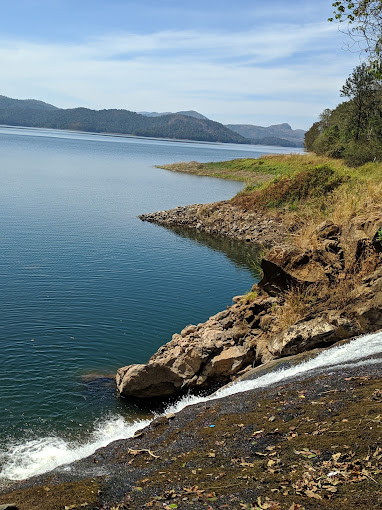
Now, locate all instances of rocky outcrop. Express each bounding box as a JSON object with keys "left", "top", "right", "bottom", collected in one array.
[
  {"left": 139, "top": 201, "right": 289, "bottom": 248},
  {"left": 116, "top": 304, "right": 261, "bottom": 398},
  {"left": 117, "top": 210, "right": 382, "bottom": 400}
]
